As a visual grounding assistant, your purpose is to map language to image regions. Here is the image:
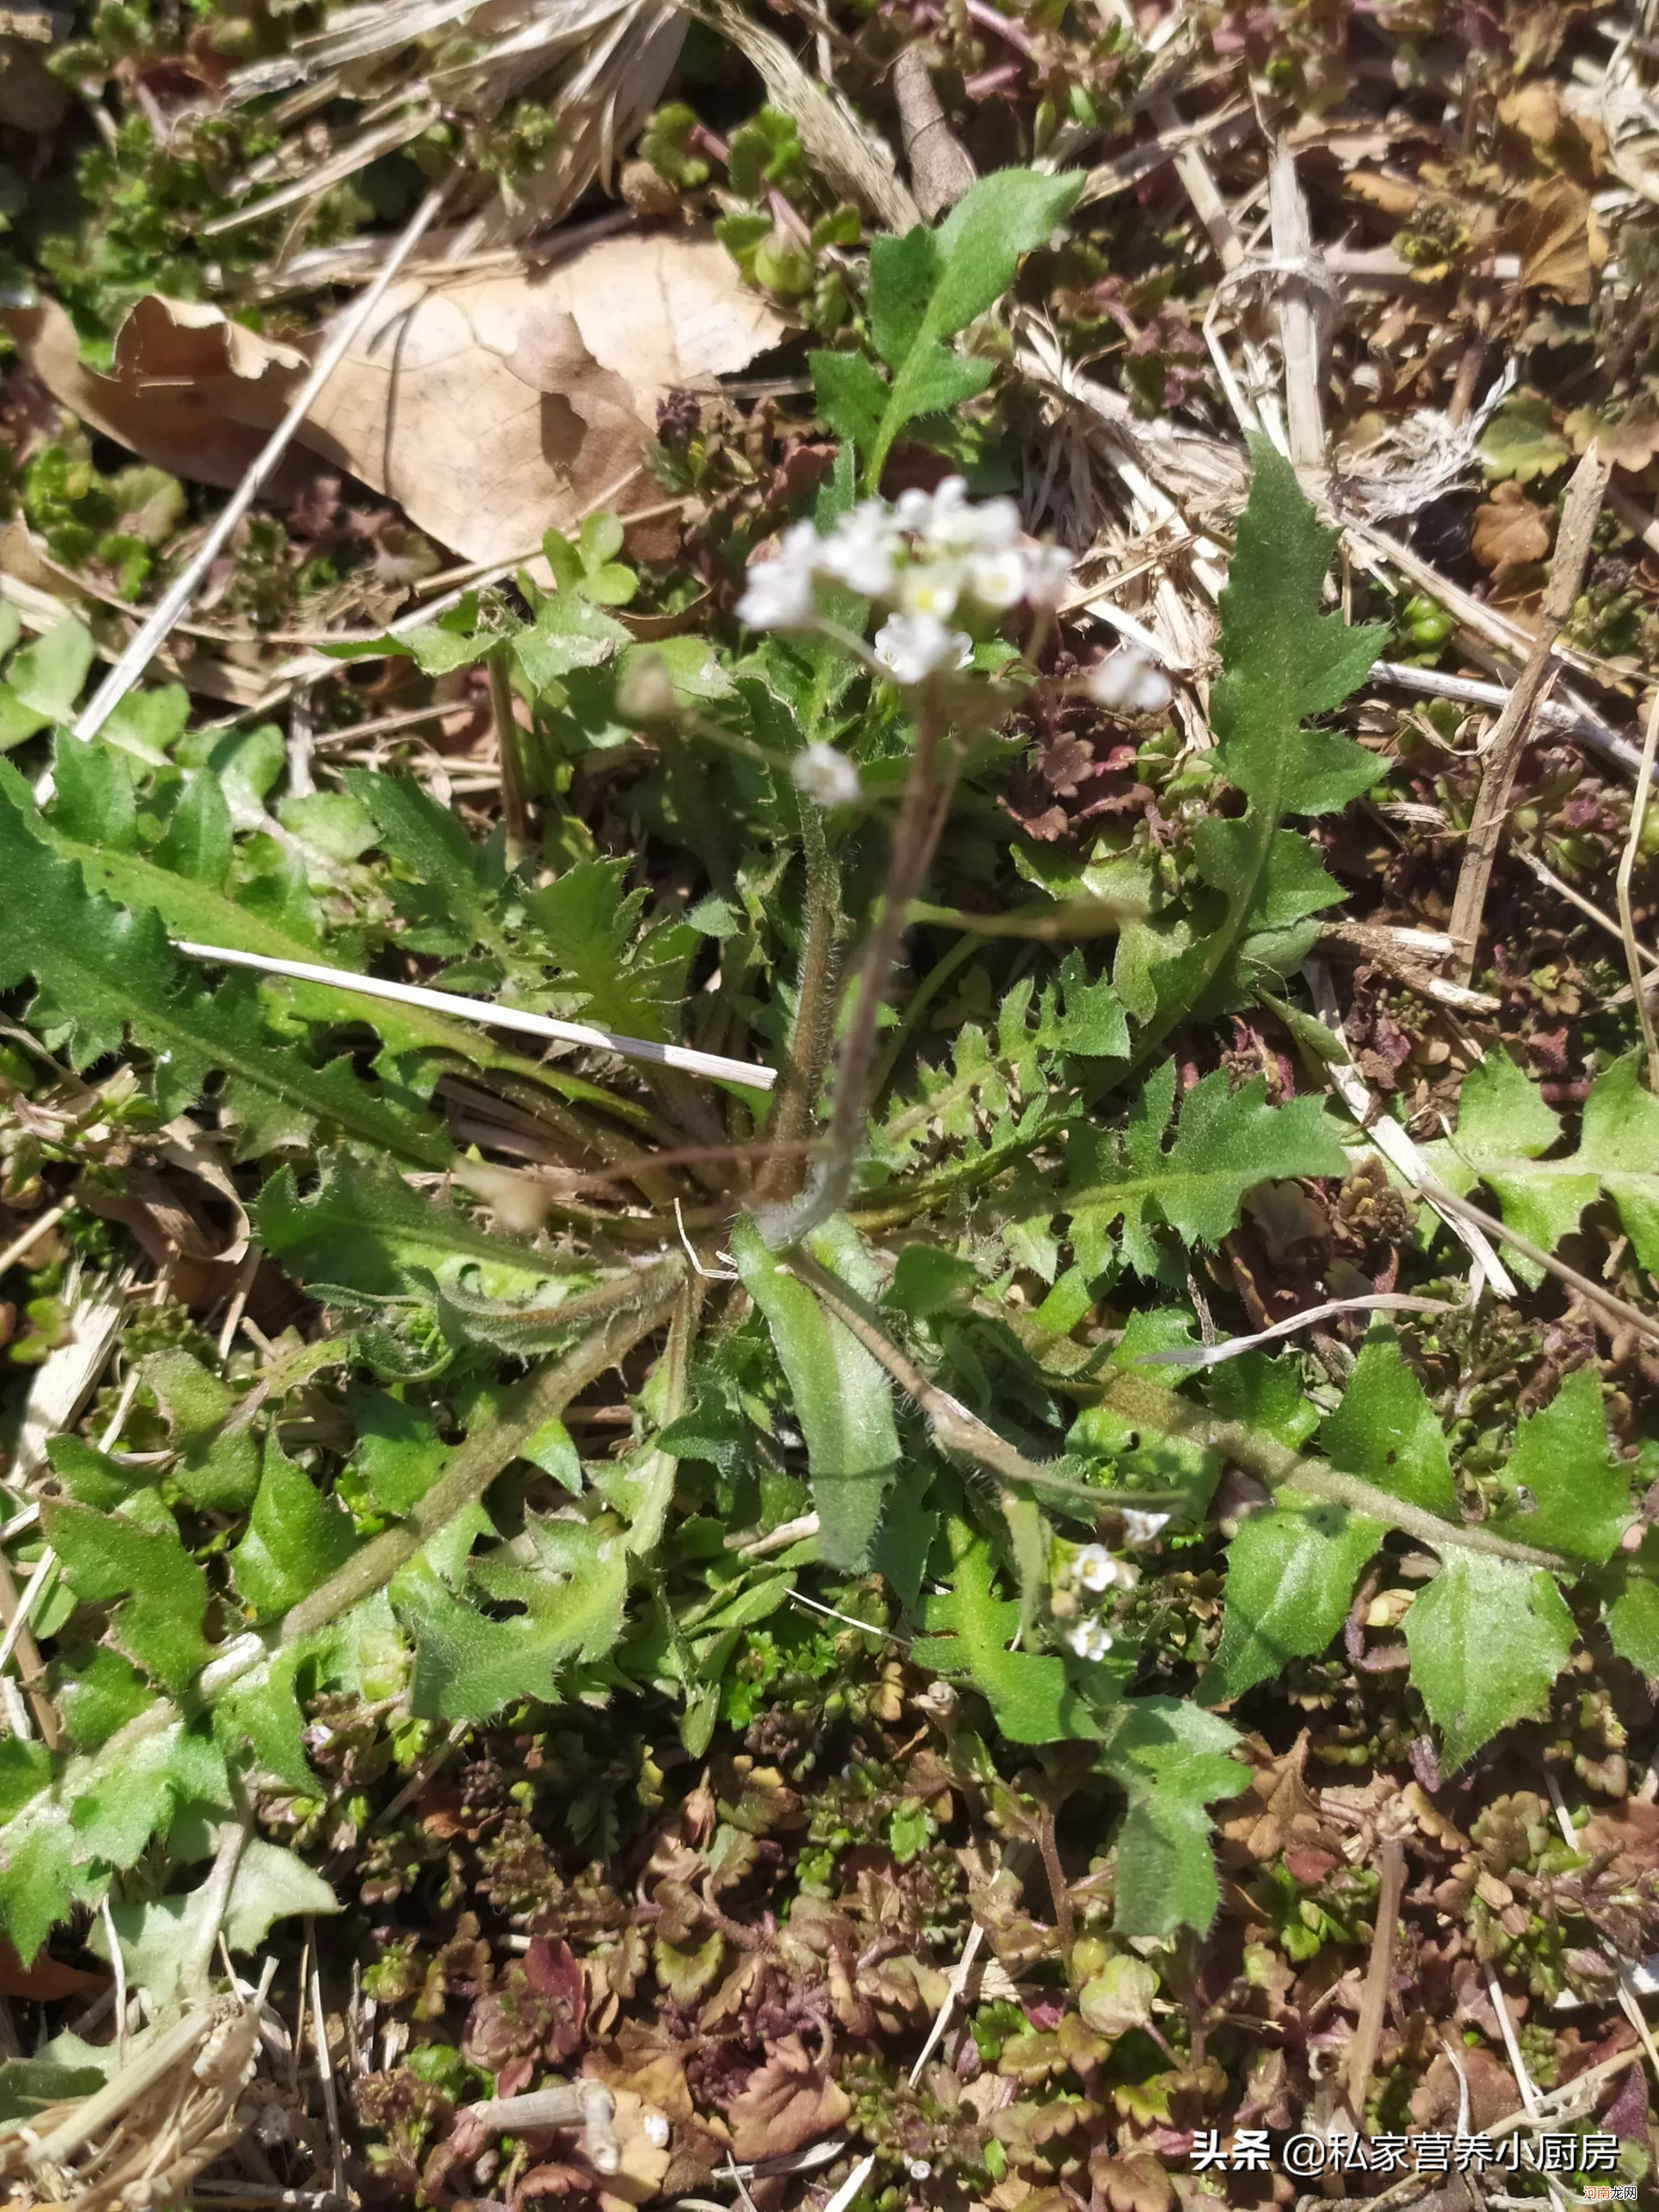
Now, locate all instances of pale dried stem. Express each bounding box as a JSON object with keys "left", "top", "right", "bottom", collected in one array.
[
  {"left": 1344, "top": 1836, "right": 1404, "bottom": 2120},
  {"left": 1615, "top": 685, "right": 1659, "bottom": 1091},
  {"left": 1446, "top": 441, "right": 1610, "bottom": 982}
]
